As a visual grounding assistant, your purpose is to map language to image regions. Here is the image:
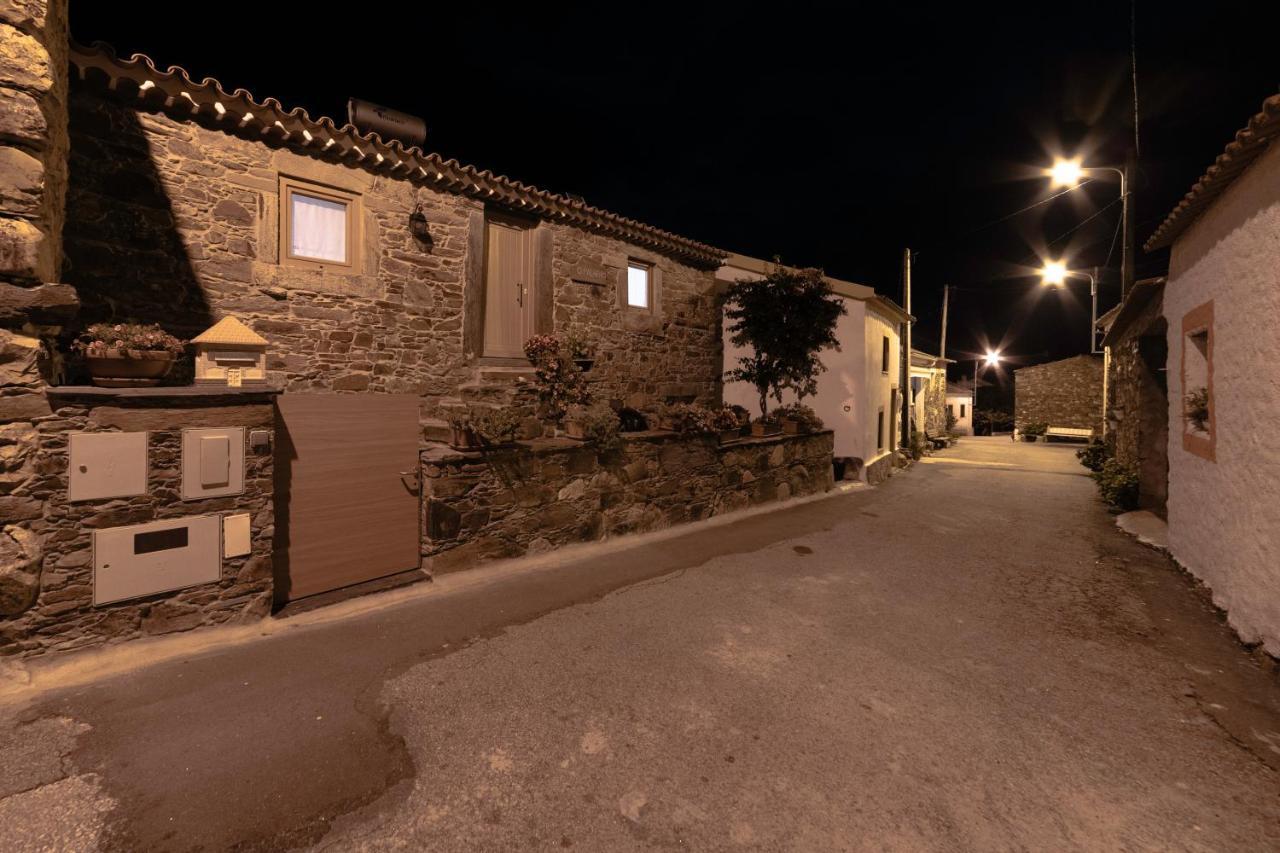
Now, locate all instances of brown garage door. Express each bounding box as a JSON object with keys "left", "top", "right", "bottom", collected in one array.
[{"left": 274, "top": 394, "right": 420, "bottom": 602}]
